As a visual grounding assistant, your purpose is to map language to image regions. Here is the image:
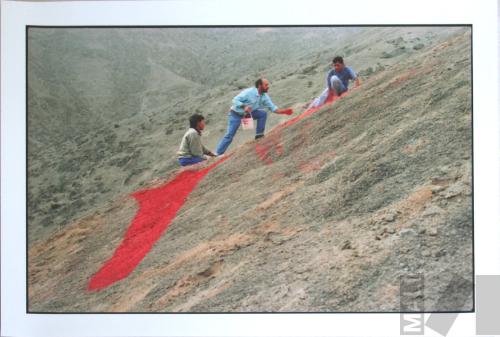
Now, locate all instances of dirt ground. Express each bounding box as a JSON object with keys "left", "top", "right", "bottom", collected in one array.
[{"left": 28, "top": 28, "right": 472, "bottom": 312}]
